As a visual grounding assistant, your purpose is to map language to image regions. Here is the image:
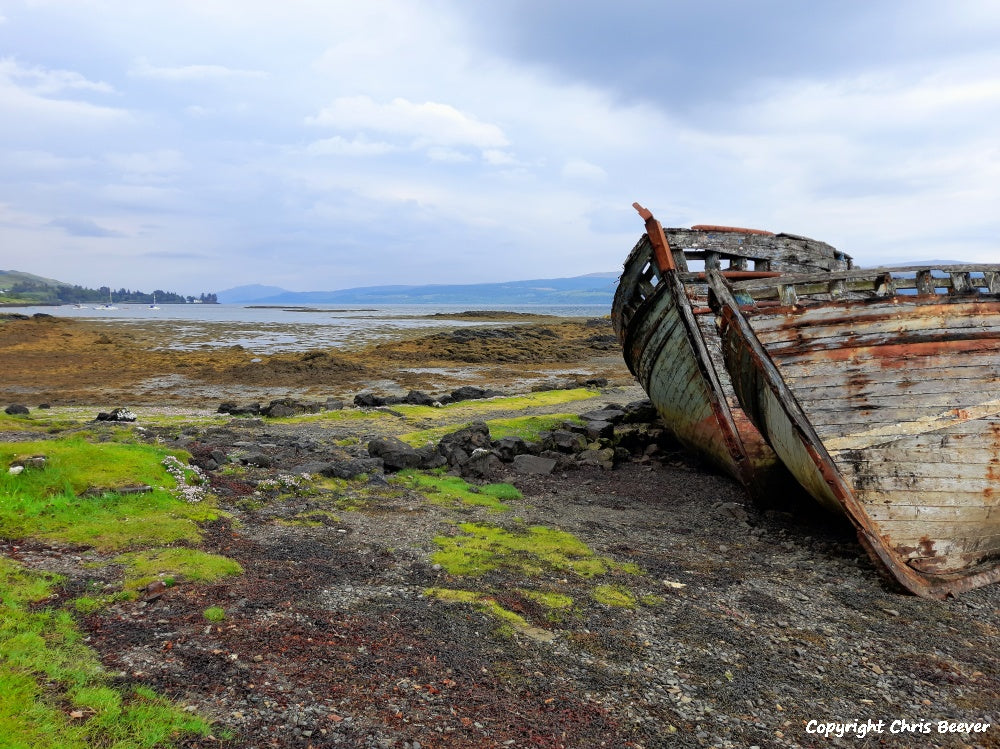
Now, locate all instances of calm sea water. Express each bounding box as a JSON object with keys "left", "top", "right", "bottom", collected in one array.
[{"left": 9, "top": 303, "right": 611, "bottom": 353}]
